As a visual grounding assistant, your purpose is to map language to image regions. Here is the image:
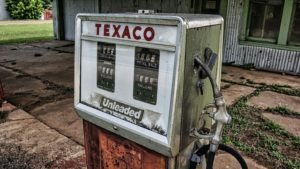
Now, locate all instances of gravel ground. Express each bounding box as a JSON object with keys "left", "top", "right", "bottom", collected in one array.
[{"left": 0, "top": 143, "right": 51, "bottom": 169}]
